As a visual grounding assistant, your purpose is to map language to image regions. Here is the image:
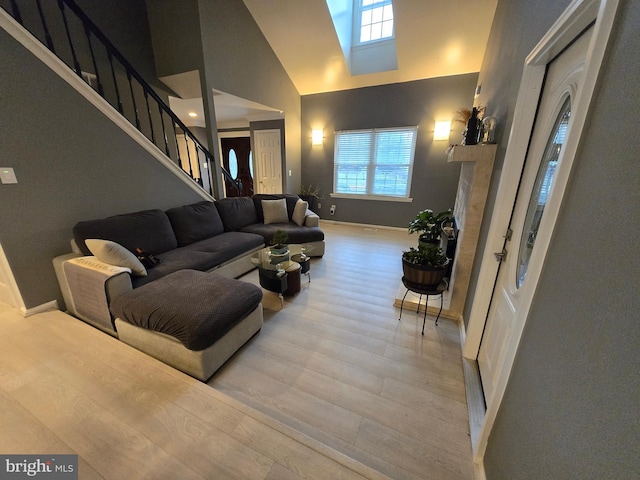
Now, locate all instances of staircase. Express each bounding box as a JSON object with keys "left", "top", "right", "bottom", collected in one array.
[{"left": 1, "top": 0, "right": 239, "bottom": 197}]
